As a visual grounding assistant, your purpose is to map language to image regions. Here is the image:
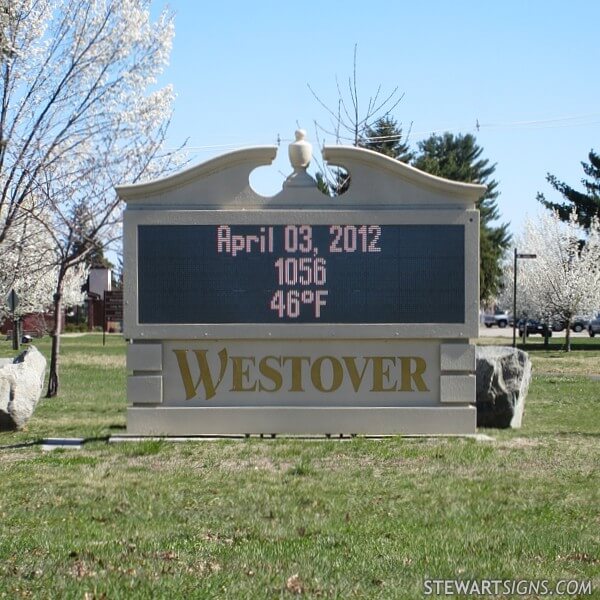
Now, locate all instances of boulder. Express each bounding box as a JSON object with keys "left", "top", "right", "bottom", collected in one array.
[
  {"left": 476, "top": 346, "right": 532, "bottom": 428},
  {"left": 0, "top": 346, "right": 47, "bottom": 431}
]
